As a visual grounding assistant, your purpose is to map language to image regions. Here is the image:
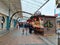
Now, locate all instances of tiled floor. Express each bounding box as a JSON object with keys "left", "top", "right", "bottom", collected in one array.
[{"left": 0, "top": 28, "right": 47, "bottom": 45}]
